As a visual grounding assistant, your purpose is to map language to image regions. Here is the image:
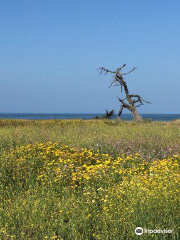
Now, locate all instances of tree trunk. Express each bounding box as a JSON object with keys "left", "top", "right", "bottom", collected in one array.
[{"left": 131, "top": 106, "right": 142, "bottom": 121}]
